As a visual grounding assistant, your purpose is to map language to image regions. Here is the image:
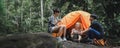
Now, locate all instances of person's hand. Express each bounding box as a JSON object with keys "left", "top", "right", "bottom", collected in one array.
[
  {"left": 80, "top": 31, "right": 84, "bottom": 35},
  {"left": 56, "top": 19, "right": 61, "bottom": 25},
  {"left": 56, "top": 19, "right": 61, "bottom": 24},
  {"left": 58, "top": 19, "right": 61, "bottom": 22}
]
